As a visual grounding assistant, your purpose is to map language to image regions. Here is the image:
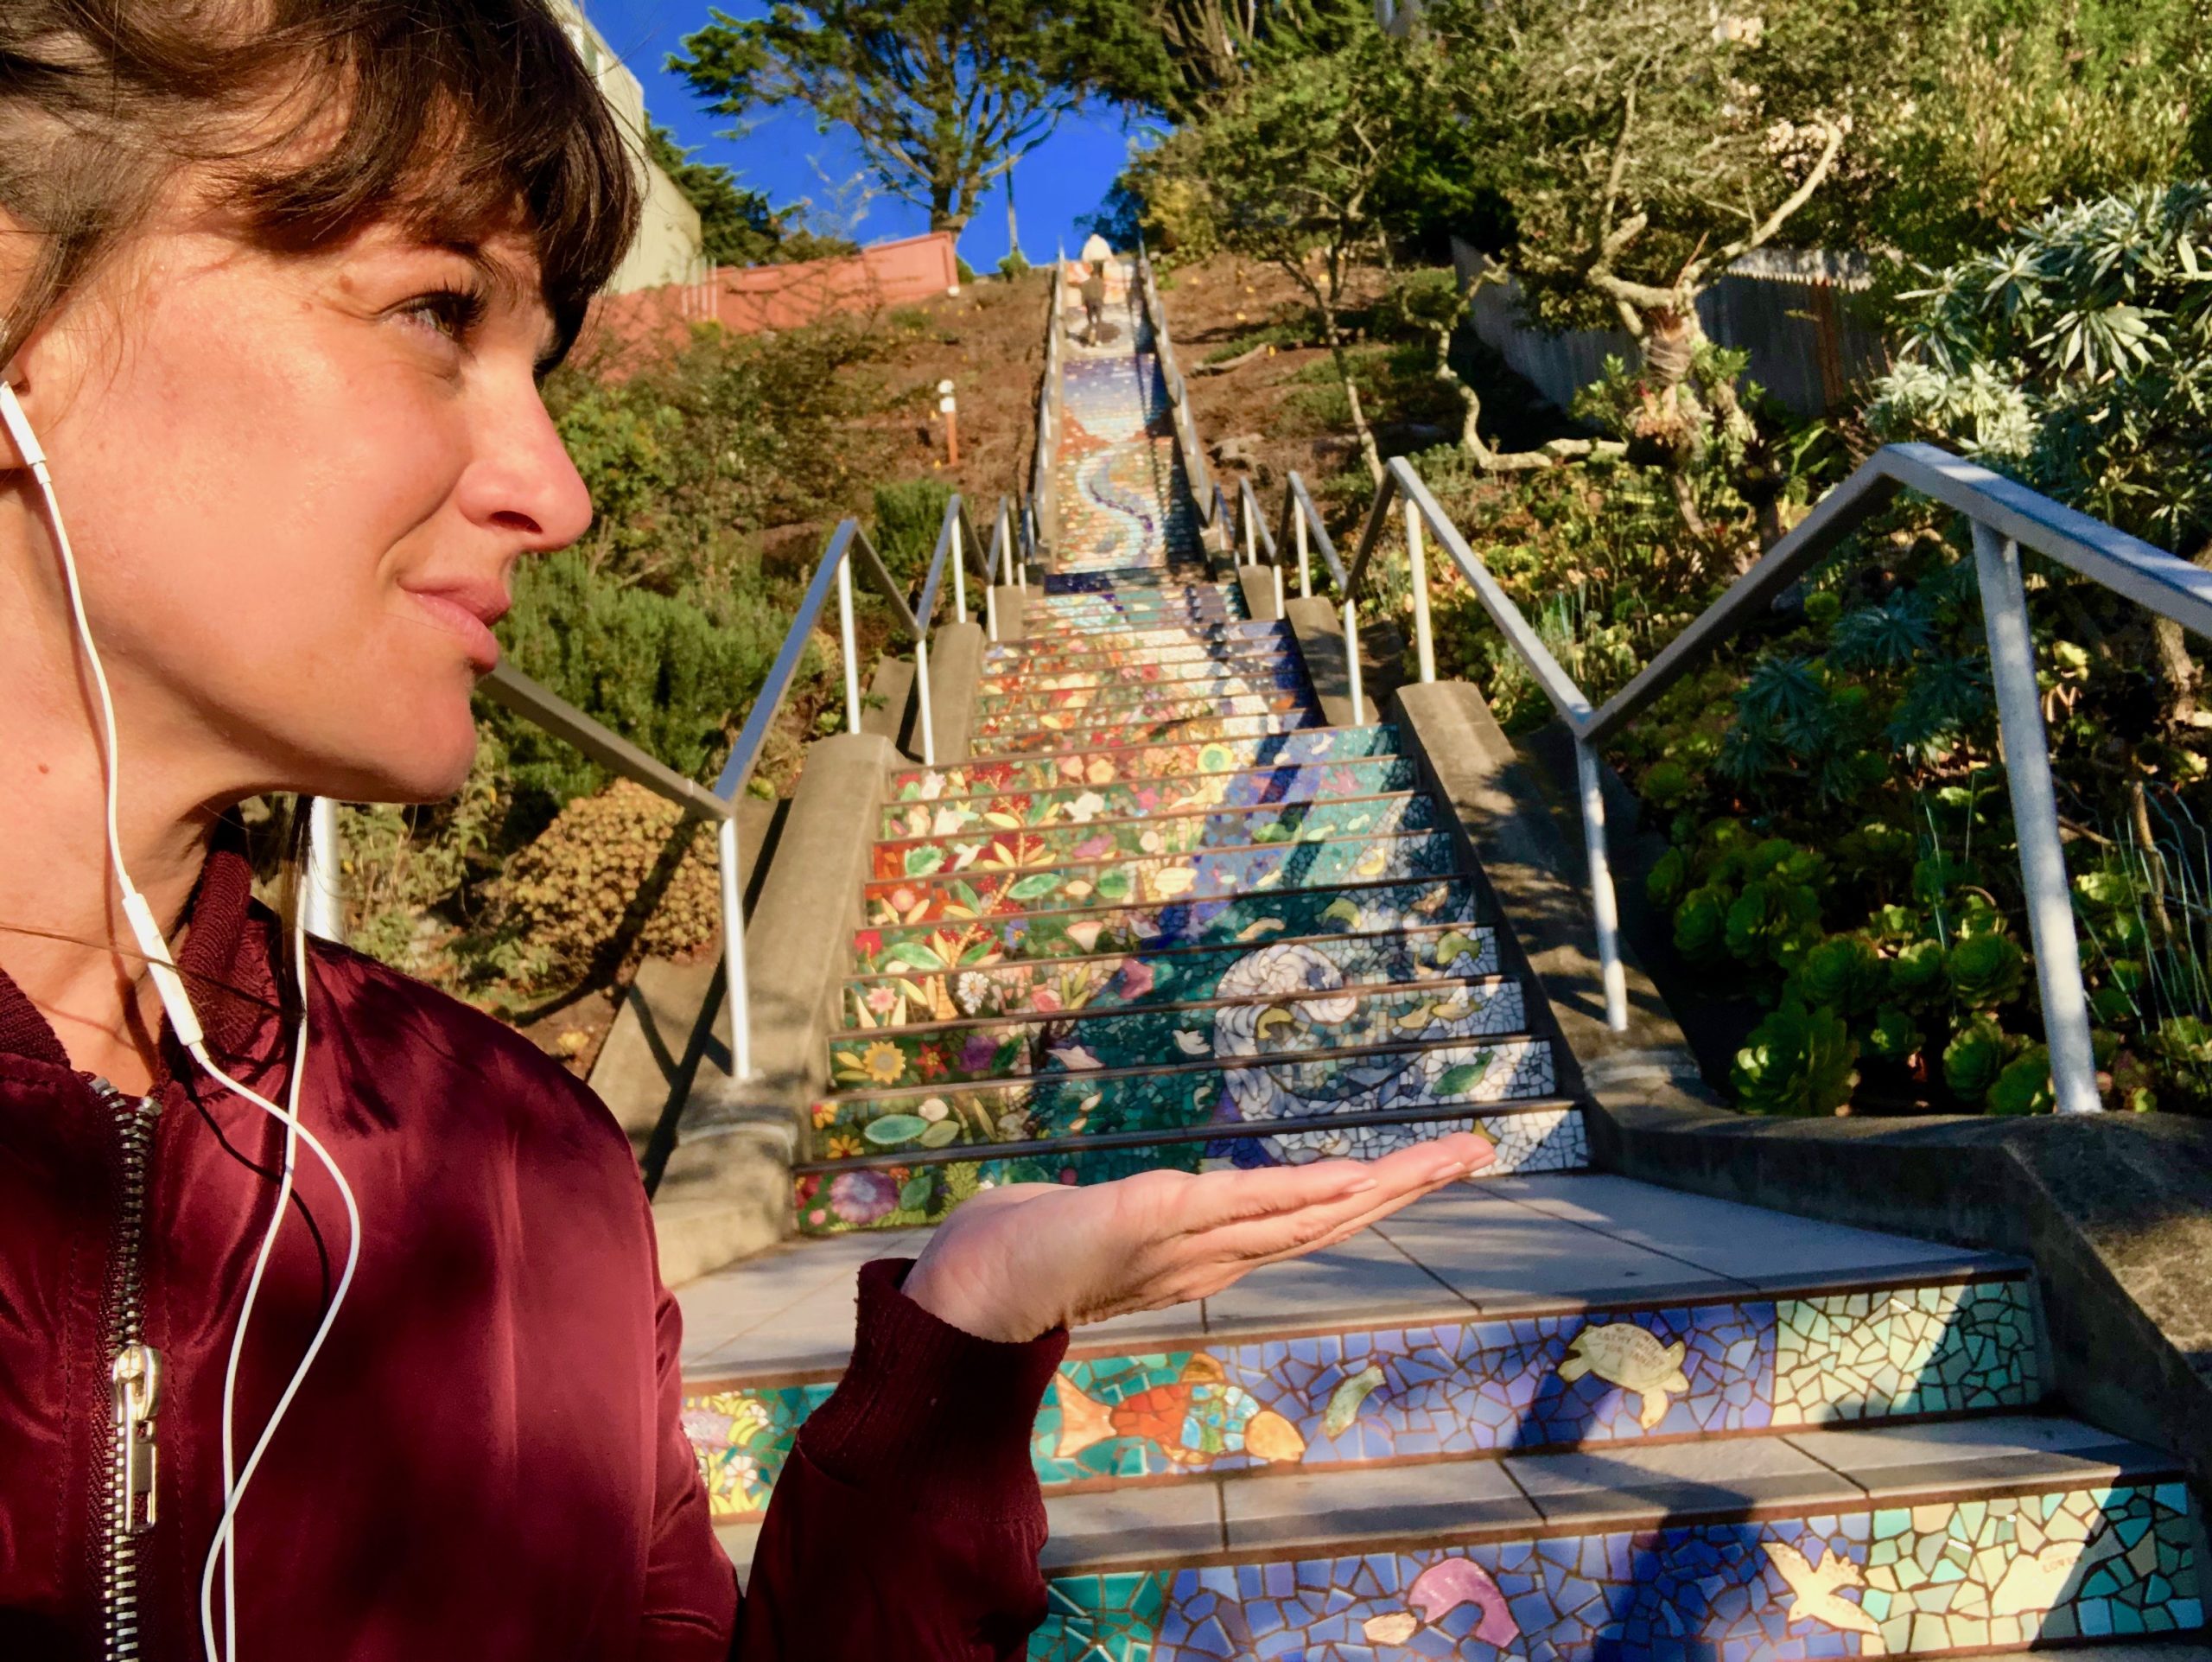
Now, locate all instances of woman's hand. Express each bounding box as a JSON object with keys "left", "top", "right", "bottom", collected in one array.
[{"left": 899, "top": 1133, "right": 1495, "bottom": 1344}]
